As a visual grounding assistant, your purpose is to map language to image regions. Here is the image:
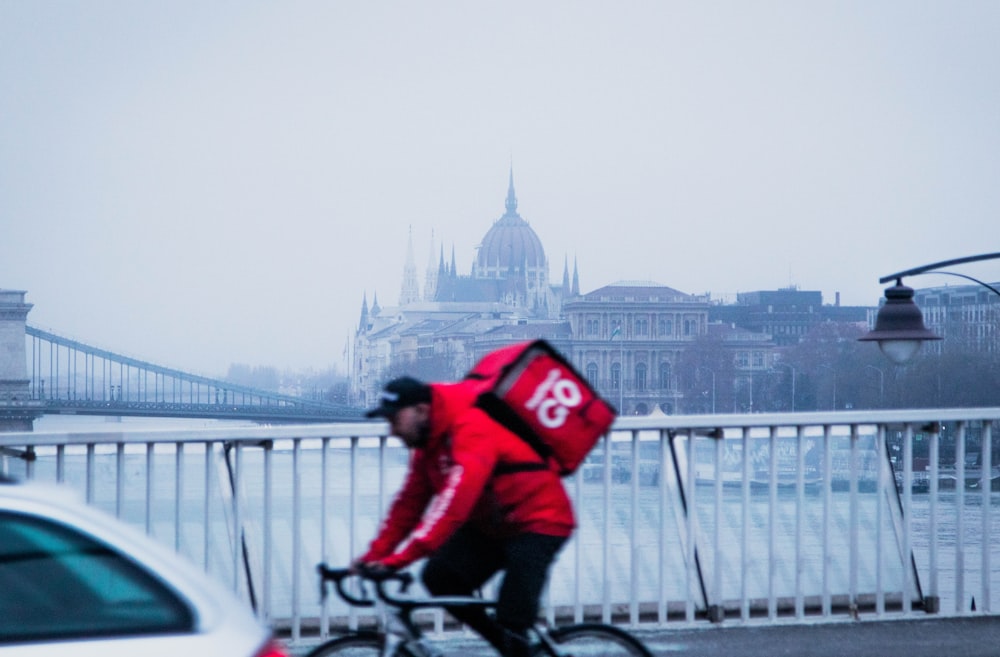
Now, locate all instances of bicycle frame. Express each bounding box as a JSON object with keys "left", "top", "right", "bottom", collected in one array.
[{"left": 314, "top": 564, "right": 652, "bottom": 657}]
